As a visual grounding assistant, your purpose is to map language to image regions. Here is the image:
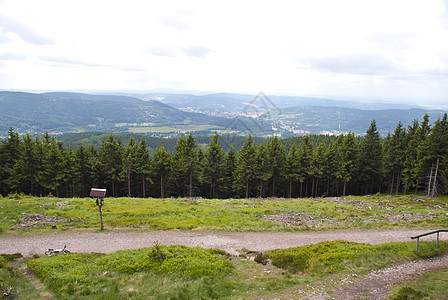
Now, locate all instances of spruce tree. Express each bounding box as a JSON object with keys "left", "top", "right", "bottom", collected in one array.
[
  {"left": 235, "top": 134, "right": 257, "bottom": 198},
  {"left": 136, "top": 138, "right": 151, "bottom": 197},
  {"left": 40, "top": 137, "right": 65, "bottom": 197},
  {"left": 122, "top": 137, "right": 139, "bottom": 197},
  {"left": 401, "top": 119, "right": 420, "bottom": 194},
  {"left": 285, "top": 143, "right": 300, "bottom": 198},
  {"left": 357, "top": 120, "right": 382, "bottom": 194},
  {"left": 0, "top": 127, "right": 20, "bottom": 194},
  {"left": 418, "top": 113, "right": 448, "bottom": 195},
  {"left": 266, "top": 136, "right": 286, "bottom": 197},
  {"left": 311, "top": 141, "right": 327, "bottom": 197},
  {"left": 336, "top": 133, "right": 357, "bottom": 197},
  {"left": 174, "top": 133, "right": 197, "bottom": 197},
  {"left": 74, "top": 143, "right": 91, "bottom": 197},
  {"left": 202, "top": 133, "right": 225, "bottom": 198},
  {"left": 222, "top": 145, "right": 237, "bottom": 198},
  {"left": 151, "top": 145, "right": 172, "bottom": 198},
  {"left": 297, "top": 136, "right": 313, "bottom": 197},
  {"left": 99, "top": 134, "right": 124, "bottom": 197},
  {"left": 12, "top": 134, "right": 40, "bottom": 194}
]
